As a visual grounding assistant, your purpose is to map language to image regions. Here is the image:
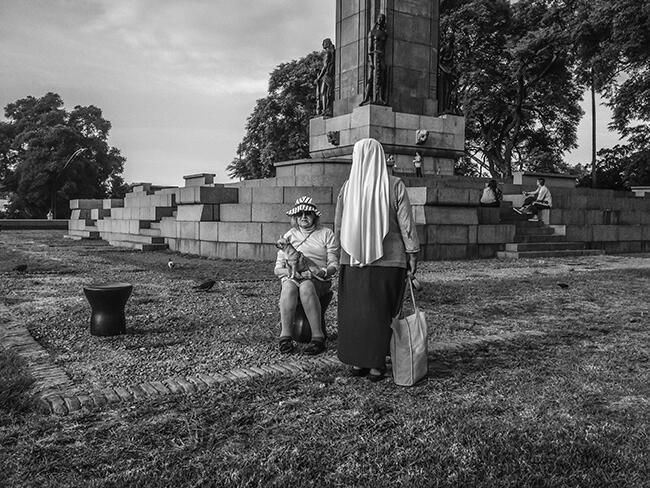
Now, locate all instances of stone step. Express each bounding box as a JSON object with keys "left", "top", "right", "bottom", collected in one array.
[
  {"left": 65, "top": 230, "right": 101, "bottom": 240},
  {"left": 101, "top": 231, "right": 165, "bottom": 244},
  {"left": 107, "top": 240, "right": 168, "bottom": 251},
  {"left": 497, "top": 249, "right": 604, "bottom": 259},
  {"left": 513, "top": 234, "right": 568, "bottom": 243},
  {"left": 505, "top": 241, "right": 586, "bottom": 252},
  {"left": 140, "top": 228, "right": 161, "bottom": 237},
  {"left": 513, "top": 220, "right": 546, "bottom": 228},
  {"left": 514, "top": 226, "right": 556, "bottom": 236}
]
